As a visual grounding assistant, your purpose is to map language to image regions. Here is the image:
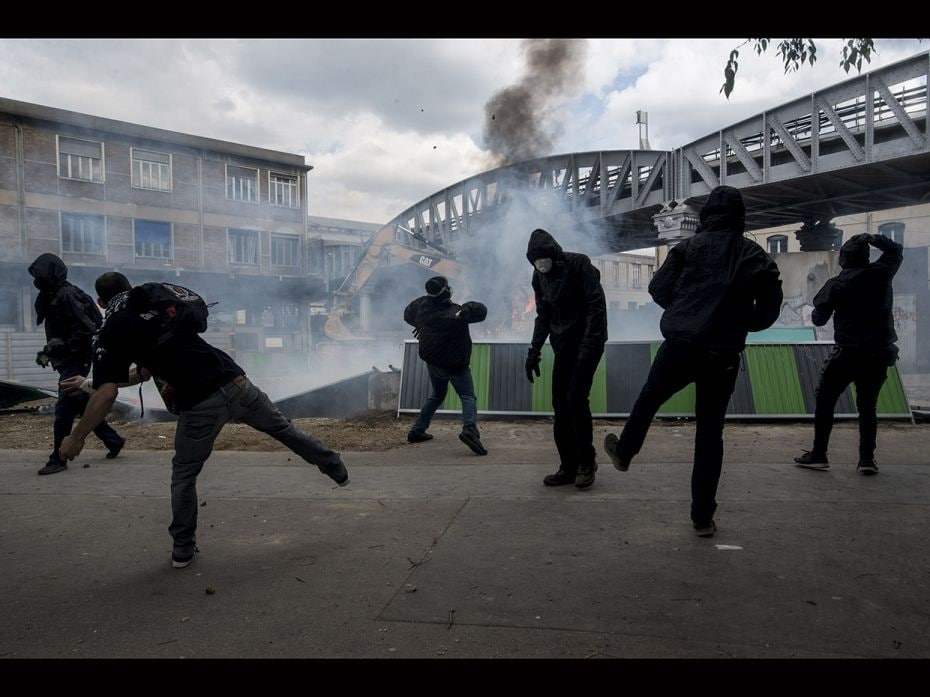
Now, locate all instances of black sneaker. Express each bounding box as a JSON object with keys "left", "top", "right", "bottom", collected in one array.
[
  {"left": 320, "top": 459, "right": 350, "bottom": 487},
  {"left": 407, "top": 430, "right": 434, "bottom": 444},
  {"left": 458, "top": 428, "right": 487, "bottom": 456},
  {"left": 603, "top": 434, "right": 631, "bottom": 472},
  {"left": 543, "top": 468, "right": 576, "bottom": 486},
  {"left": 794, "top": 450, "right": 829, "bottom": 470},
  {"left": 37, "top": 461, "right": 67, "bottom": 476},
  {"left": 575, "top": 462, "right": 598, "bottom": 489},
  {"left": 106, "top": 437, "right": 126, "bottom": 460},
  {"left": 857, "top": 459, "right": 879, "bottom": 475},
  {"left": 172, "top": 545, "right": 199, "bottom": 569},
  {"left": 694, "top": 521, "right": 717, "bottom": 537}
]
